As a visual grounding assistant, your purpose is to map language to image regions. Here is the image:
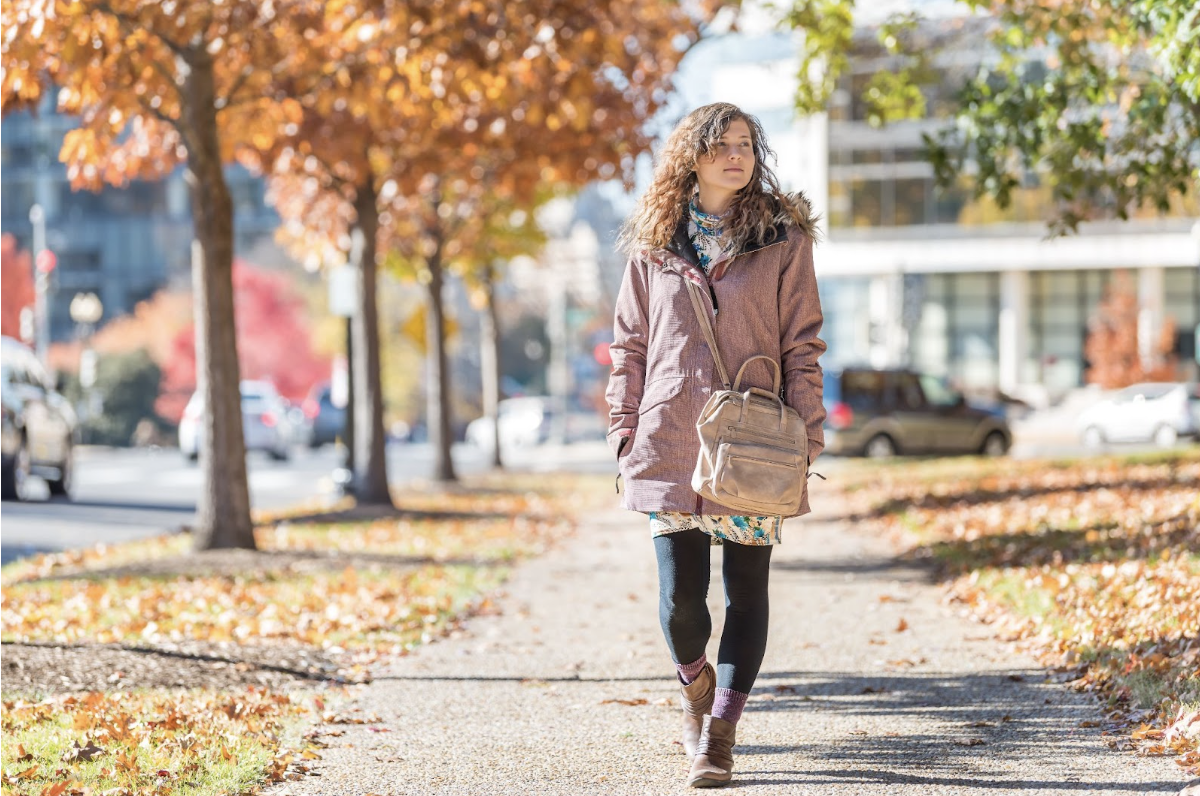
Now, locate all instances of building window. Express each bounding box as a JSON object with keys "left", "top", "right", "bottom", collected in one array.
[
  {"left": 1, "top": 179, "right": 36, "bottom": 221},
  {"left": 1165, "top": 267, "right": 1200, "bottom": 370},
  {"left": 817, "top": 276, "right": 872, "bottom": 369},
  {"left": 1030, "top": 269, "right": 1113, "bottom": 392},
  {"left": 58, "top": 250, "right": 102, "bottom": 273},
  {"left": 893, "top": 178, "right": 929, "bottom": 226},
  {"left": 911, "top": 273, "right": 999, "bottom": 390},
  {"left": 848, "top": 178, "right": 885, "bottom": 227}
]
